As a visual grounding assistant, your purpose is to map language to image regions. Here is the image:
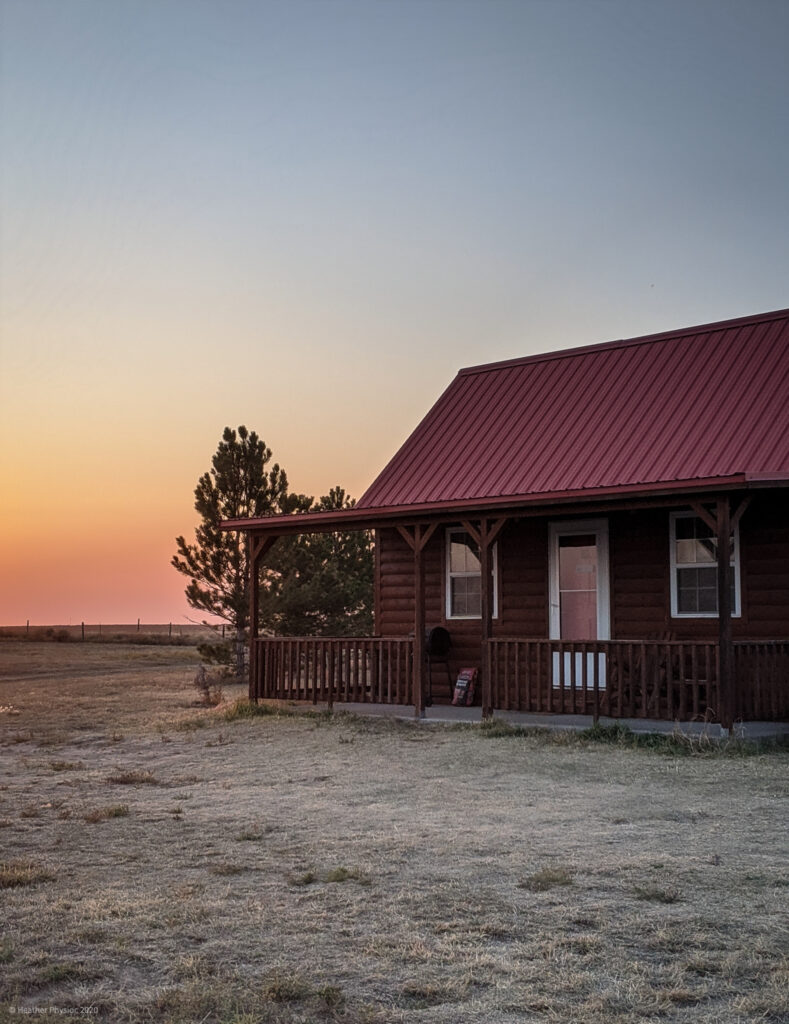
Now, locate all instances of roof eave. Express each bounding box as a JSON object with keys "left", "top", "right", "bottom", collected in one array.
[{"left": 220, "top": 473, "right": 785, "bottom": 535}]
